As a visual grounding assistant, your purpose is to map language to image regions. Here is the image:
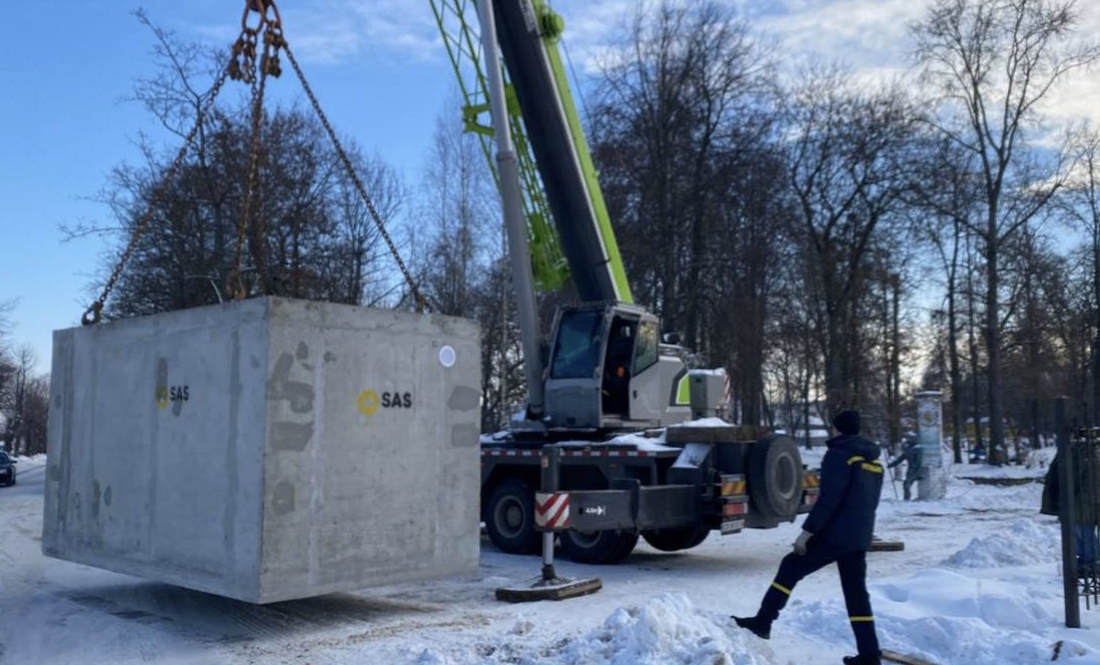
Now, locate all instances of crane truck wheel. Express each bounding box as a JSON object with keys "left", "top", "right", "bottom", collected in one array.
[
  {"left": 559, "top": 528, "right": 639, "bottom": 564},
  {"left": 748, "top": 435, "right": 804, "bottom": 521},
  {"left": 485, "top": 479, "right": 541, "bottom": 554},
  {"left": 641, "top": 524, "right": 710, "bottom": 552}
]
